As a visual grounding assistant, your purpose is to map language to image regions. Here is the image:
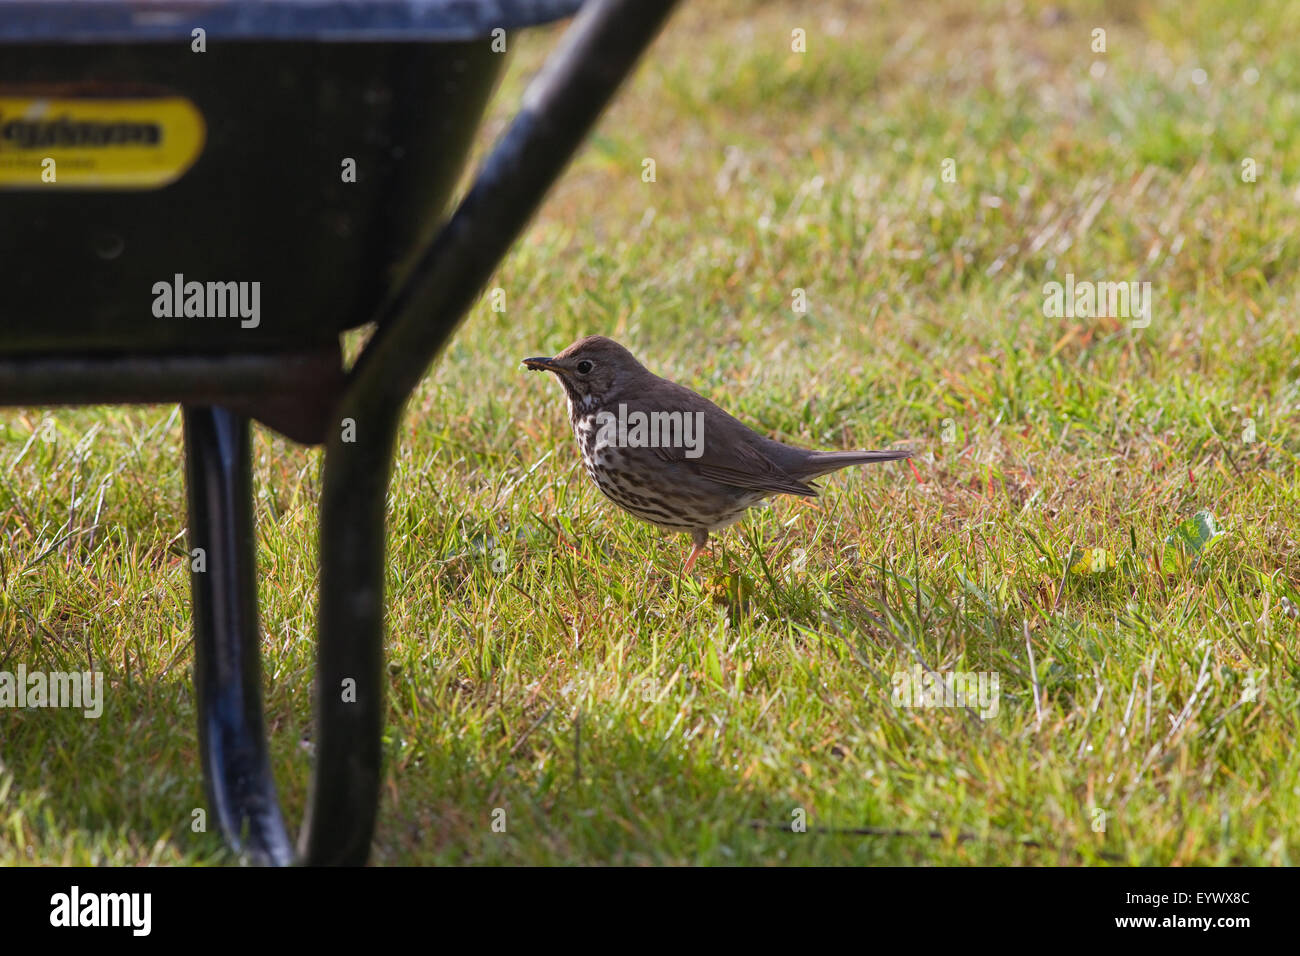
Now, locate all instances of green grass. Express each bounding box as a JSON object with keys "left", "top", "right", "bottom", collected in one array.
[{"left": 2, "top": 0, "right": 1298, "bottom": 865}]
